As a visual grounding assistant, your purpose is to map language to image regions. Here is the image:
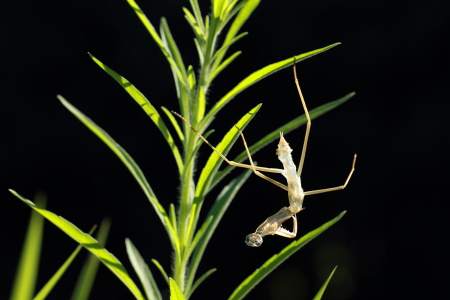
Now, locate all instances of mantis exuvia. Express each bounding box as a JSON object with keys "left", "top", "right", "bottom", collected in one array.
[{"left": 172, "top": 58, "right": 356, "bottom": 247}]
